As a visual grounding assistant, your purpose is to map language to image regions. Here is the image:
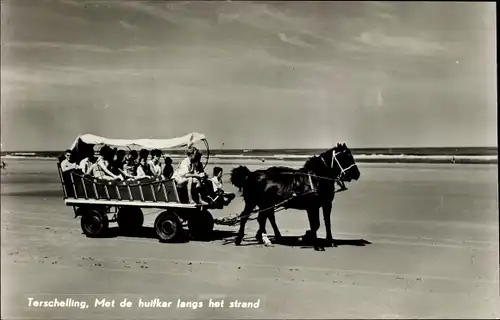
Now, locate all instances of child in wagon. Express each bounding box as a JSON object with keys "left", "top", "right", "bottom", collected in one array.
[
  {"left": 134, "top": 149, "right": 153, "bottom": 180},
  {"left": 147, "top": 149, "right": 163, "bottom": 178},
  {"left": 122, "top": 150, "right": 138, "bottom": 180},
  {"left": 92, "top": 145, "right": 123, "bottom": 180},
  {"left": 162, "top": 156, "right": 174, "bottom": 179},
  {"left": 210, "top": 166, "right": 235, "bottom": 205}
]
